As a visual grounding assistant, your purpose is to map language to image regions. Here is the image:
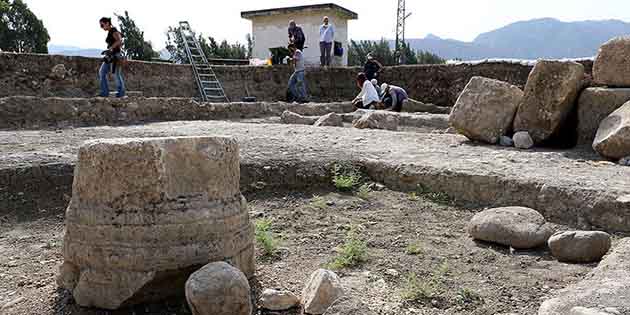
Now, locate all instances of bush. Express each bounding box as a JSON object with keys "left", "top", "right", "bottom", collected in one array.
[
  {"left": 255, "top": 218, "right": 278, "bottom": 257},
  {"left": 328, "top": 227, "right": 368, "bottom": 269},
  {"left": 332, "top": 163, "right": 362, "bottom": 191}
]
